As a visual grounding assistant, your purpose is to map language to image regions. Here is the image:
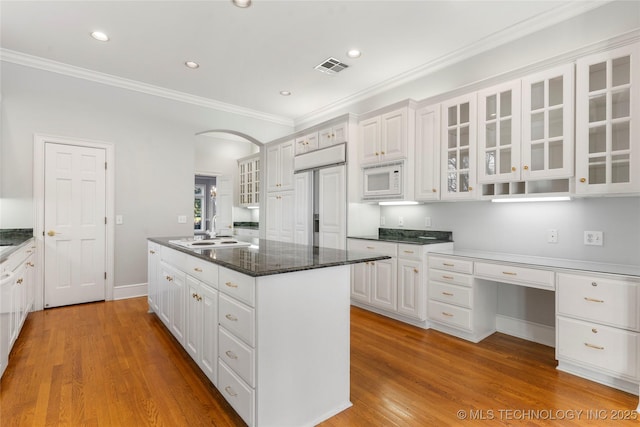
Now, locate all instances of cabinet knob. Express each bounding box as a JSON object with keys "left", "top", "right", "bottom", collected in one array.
[
  {"left": 17, "top": 278, "right": 24, "bottom": 285},
  {"left": 580, "top": 178, "right": 586, "bottom": 183},
  {"left": 149, "top": 250, "right": 156, "bottom": 254},
  {"left": 523, "top": 165, "right": 529, "bottom": 170},
  {"left": 432, "top": 188, "right": 437, "bottom": 193},
  {"left": 381, "top": 151, "right": 385, "bottom": 155},
  {"left": 511, "top": 166, "right": 516, "bottom": 172},
  {"left": 375, "top": 152, "right": 379, "bottom": 156},
  {"left": 413, "top": 268, "right": 419, "bottom": 273},
  {"left": 468, "top": 186, "right": 473, "bottom": 191}
]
